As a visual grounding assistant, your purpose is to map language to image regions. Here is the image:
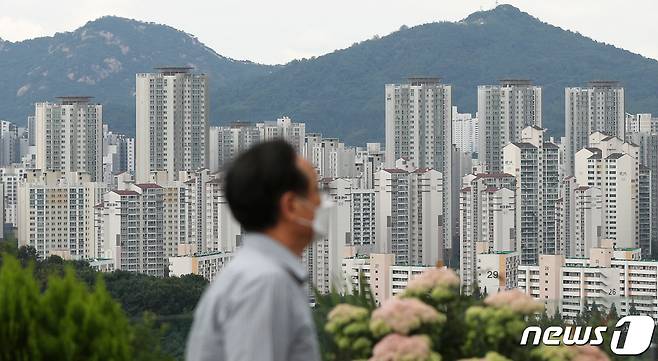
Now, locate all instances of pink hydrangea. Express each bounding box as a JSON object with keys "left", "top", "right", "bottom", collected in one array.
[
  {"left": 406, "top": 267, "right": 460, "bottom": 293},
  {"left": 370, "top": 297, "right": 444, "bottom": 336},
  {"left": 369, "top": 334, "right": 436, "bottom": 361},
  {"left": 484, "top": 289, "right": 543, "bottom": 314},
  {"left": 571, "top": 346, "right": 610, "bottom": 361}
]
